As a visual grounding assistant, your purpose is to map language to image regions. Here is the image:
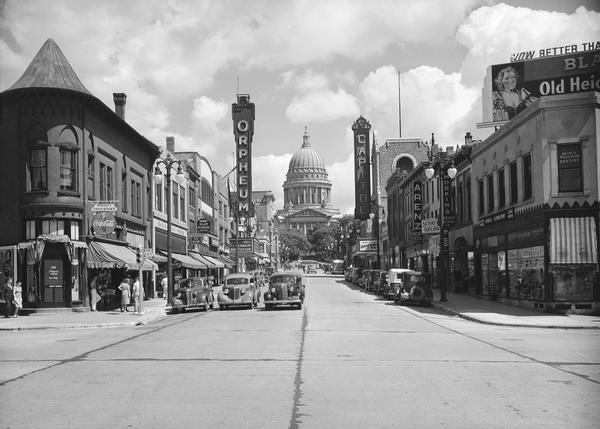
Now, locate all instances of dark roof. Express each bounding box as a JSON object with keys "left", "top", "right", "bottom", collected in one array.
[{"left": 8, "top": 39, "right": 91, "bottom": 95}]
